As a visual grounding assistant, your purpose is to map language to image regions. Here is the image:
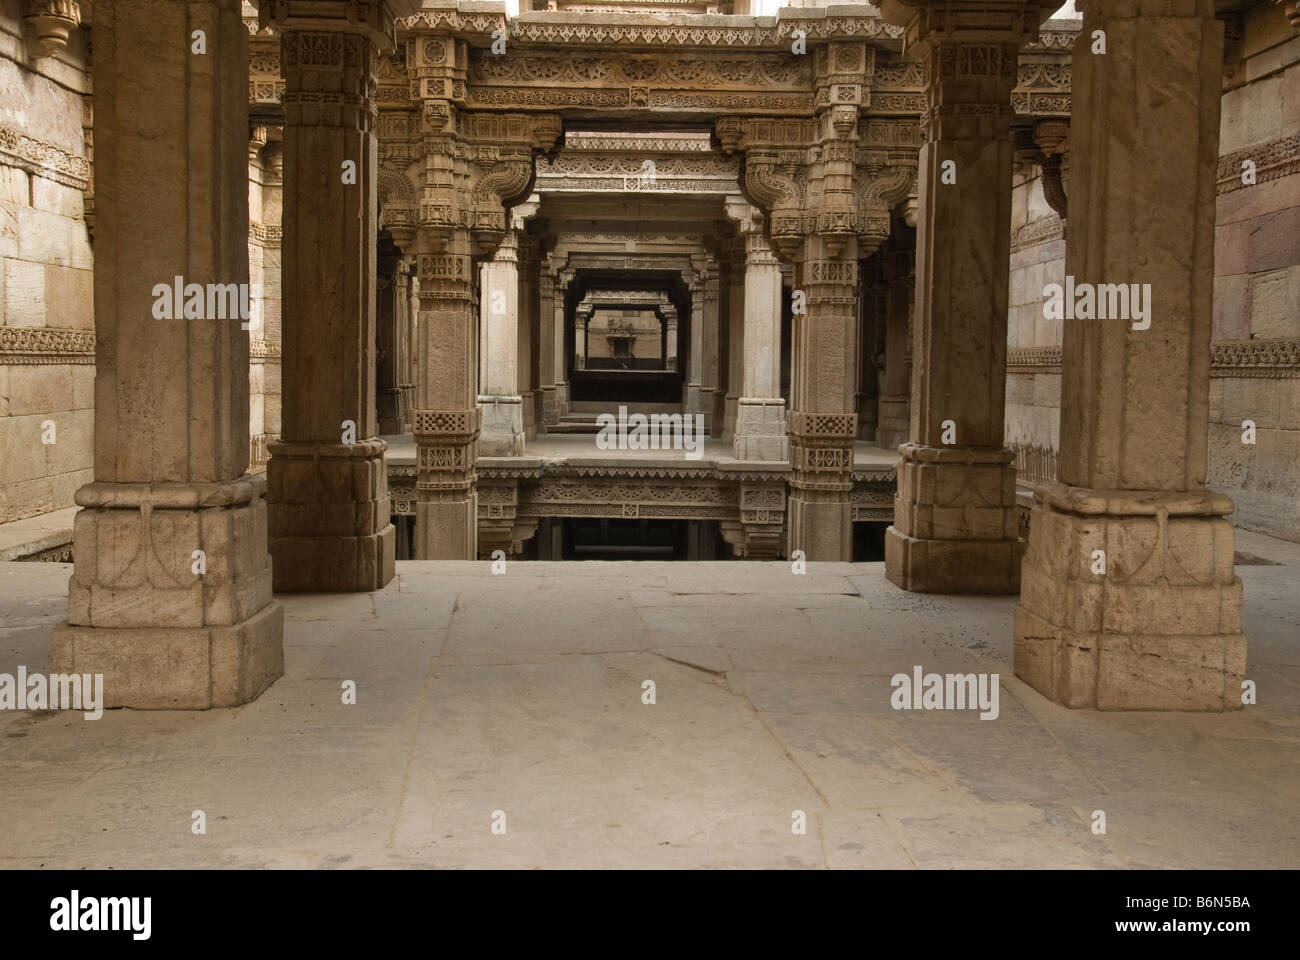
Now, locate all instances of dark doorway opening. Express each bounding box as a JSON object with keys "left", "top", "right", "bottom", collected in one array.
[
  {"left": 564, "top": 518, "right": 688, "bottom": 560},
  {"left": 853, "top": 521, "right": 890, "bottom": 562}
]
